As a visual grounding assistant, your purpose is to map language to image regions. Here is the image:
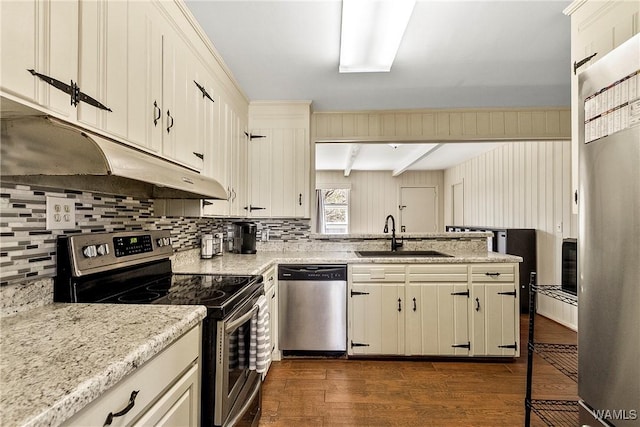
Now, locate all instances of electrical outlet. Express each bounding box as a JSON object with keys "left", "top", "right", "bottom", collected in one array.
[{"left": 46, "top": 196, "right": 76, "bottom": 230}]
